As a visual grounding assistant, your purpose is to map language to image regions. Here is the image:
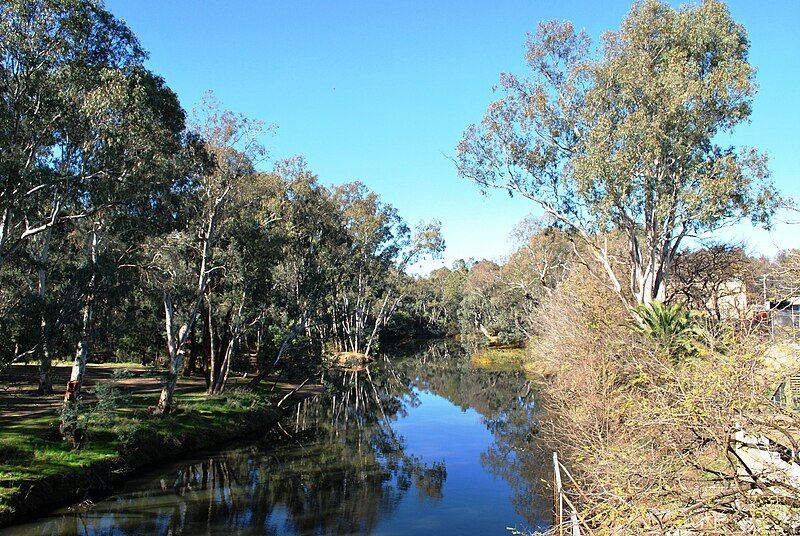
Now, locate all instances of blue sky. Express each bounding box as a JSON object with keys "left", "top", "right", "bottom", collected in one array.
[{"left": 106, "top": 0, "right": 800, "bottom": 272}]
